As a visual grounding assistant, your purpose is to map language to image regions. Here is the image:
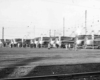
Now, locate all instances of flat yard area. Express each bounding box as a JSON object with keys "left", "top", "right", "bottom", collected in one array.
[
  {"left": 0, "top": 47, "right": 100, "bottom": 67},
  {"left": 1, "top": 48, "right": 100, "bottom": 79}
]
